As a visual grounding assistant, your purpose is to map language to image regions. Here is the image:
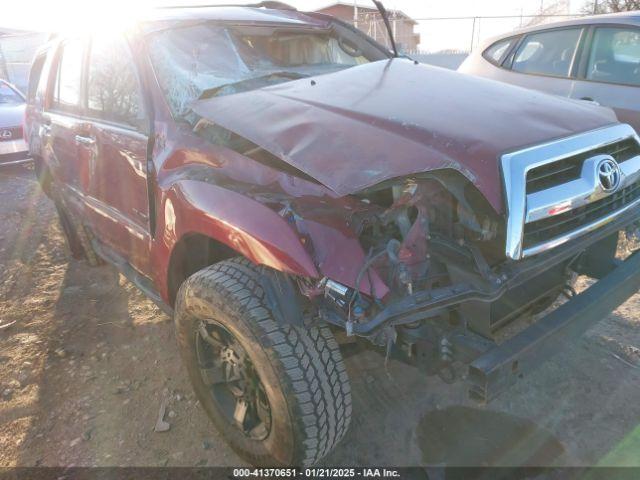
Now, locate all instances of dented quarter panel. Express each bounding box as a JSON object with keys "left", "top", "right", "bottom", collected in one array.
[
  {"left": 153, "top": 176, "right": 321, "bottom": 301},
  {"left": 151, "top": 133, "right": 389, "bottom": 300},
  {"left": 192, "top": 58, "right": 618, "bottom": 213}
]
